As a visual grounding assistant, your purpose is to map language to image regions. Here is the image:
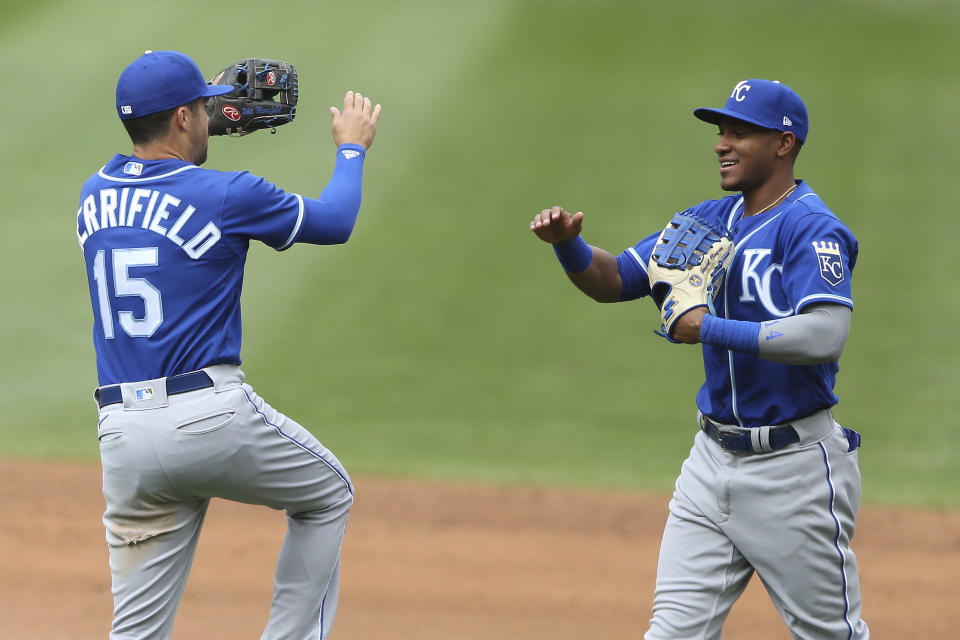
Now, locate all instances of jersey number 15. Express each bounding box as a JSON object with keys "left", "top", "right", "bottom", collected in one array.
[{"left": 92, "top": 247, "right": 163, "bottom": 339}]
